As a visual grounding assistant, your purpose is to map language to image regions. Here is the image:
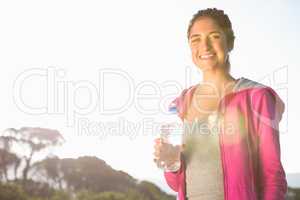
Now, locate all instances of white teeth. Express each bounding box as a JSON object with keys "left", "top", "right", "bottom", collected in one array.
[{"left": 200, "top": 54, "right": 214, "bottom": 59}]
